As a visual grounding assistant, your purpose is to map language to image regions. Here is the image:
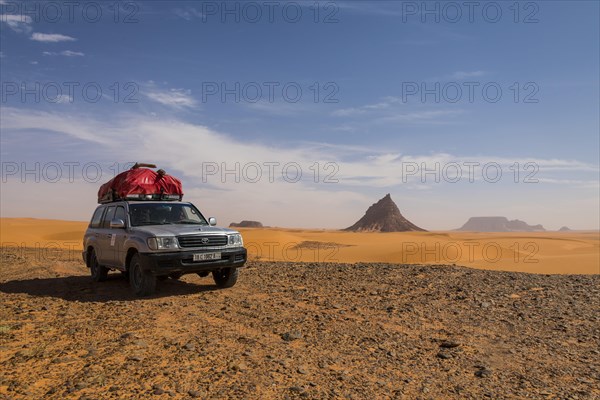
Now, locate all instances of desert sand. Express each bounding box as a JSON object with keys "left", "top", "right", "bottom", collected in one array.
[
  {"left": 2, "top": 218, "right": 597, "bottom": 275},
  {"left": 1, "top": 218, "right": 599, "bottom": 398}
]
